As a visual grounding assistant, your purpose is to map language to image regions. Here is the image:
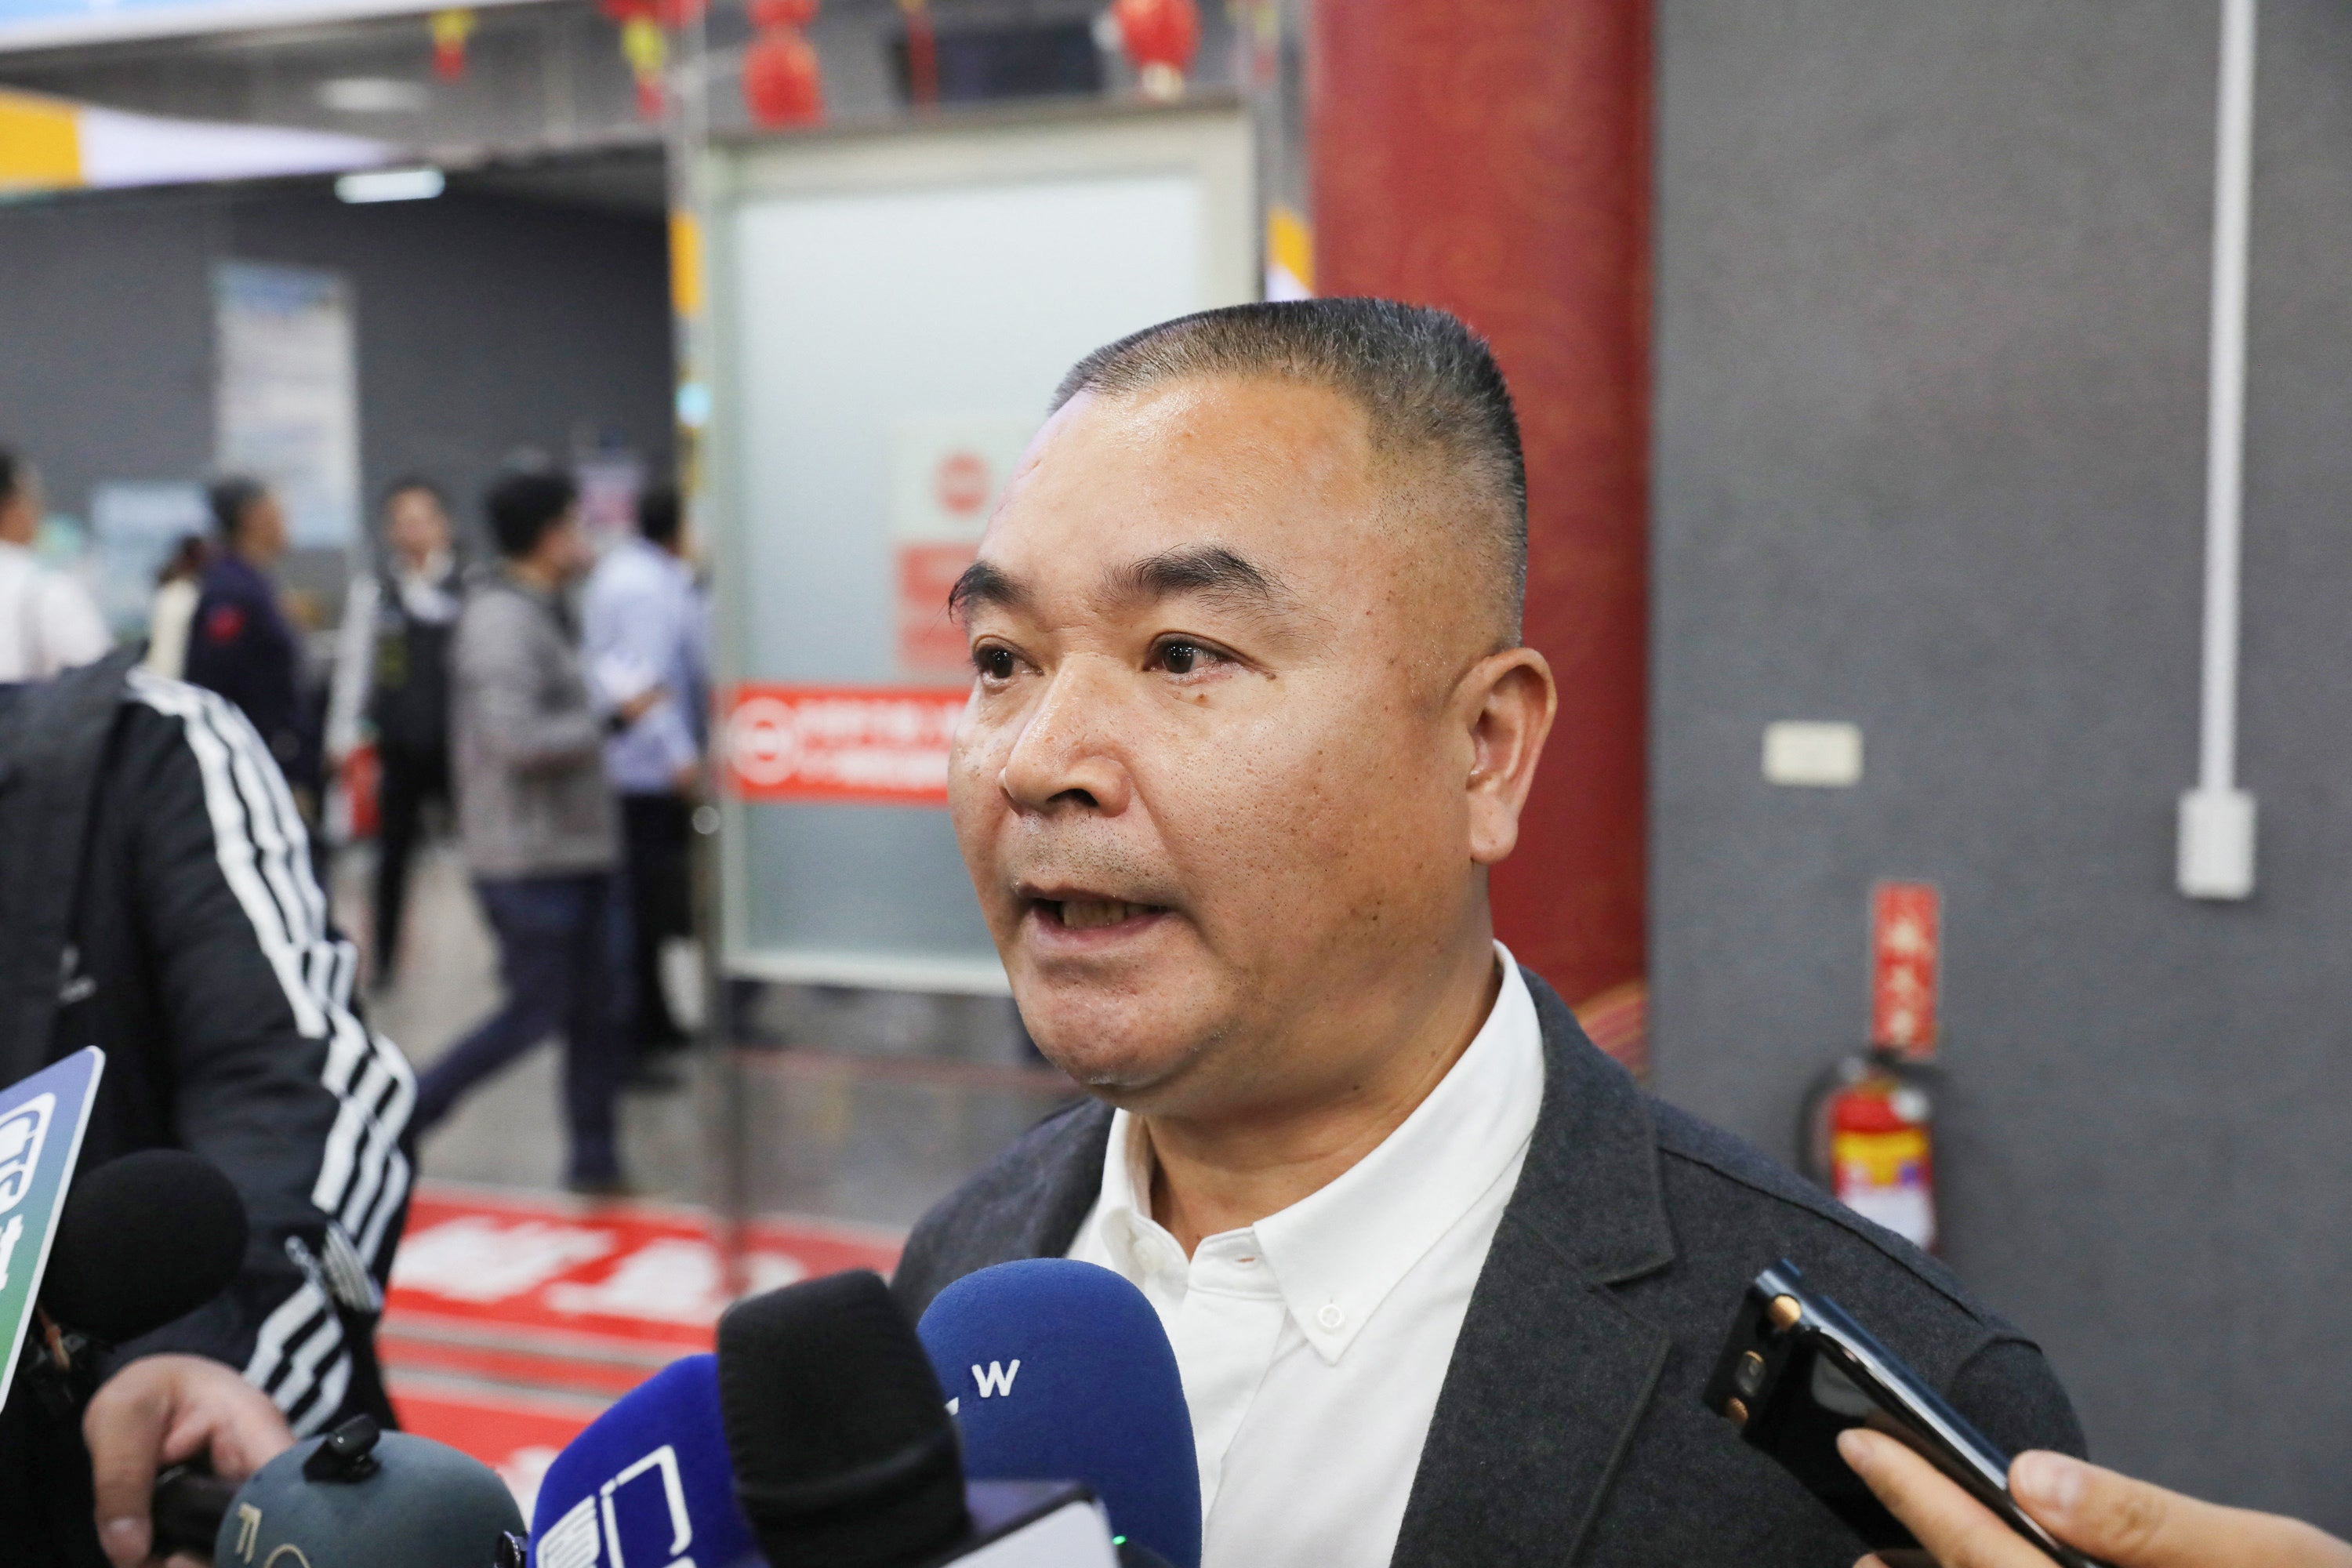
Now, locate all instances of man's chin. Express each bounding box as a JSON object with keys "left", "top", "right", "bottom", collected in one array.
[{"left": 1017, "top": 995, "right": 1217, "bottom": 1104}]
